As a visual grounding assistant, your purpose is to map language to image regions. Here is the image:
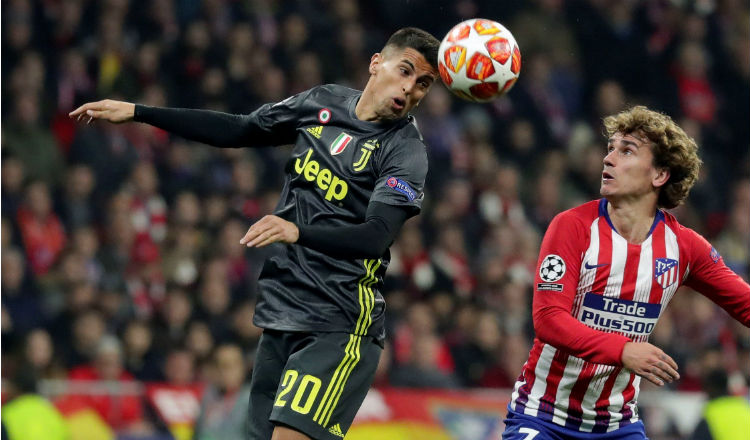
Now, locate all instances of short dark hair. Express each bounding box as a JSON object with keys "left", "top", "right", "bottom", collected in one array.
[{"left": 383, "top": 27, "right": 440, "bottom": 70}]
